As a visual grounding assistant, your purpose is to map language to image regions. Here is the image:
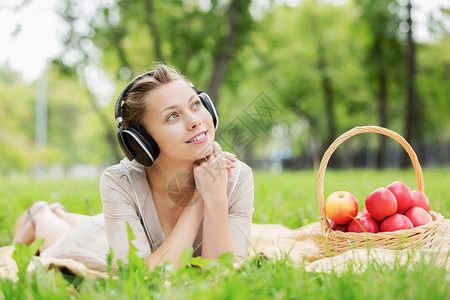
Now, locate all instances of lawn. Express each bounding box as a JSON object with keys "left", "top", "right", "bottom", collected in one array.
[{"left": 0, "top": 168, "right": 449, "bottom": 299}]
